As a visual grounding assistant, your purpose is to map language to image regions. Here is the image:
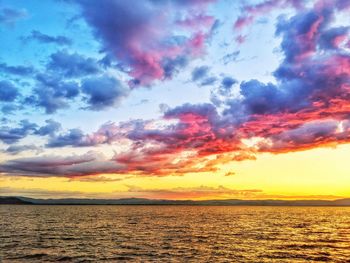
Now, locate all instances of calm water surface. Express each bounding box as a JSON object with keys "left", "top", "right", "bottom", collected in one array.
[{"left": 1, "top": 205, "right": 350, "bottom": 262}]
